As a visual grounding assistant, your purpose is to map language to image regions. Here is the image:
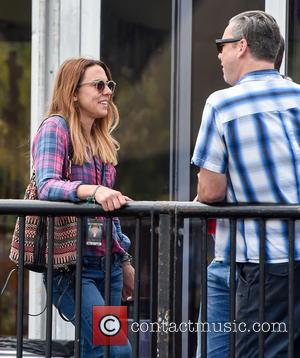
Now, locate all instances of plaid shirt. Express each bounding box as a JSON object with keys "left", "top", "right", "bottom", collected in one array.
[
  {"left": 192, "top": 70, "right": 300, "bottom": 263},
  {"left": 32, "top": 115, "right": 127, "bottom": 257}
]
